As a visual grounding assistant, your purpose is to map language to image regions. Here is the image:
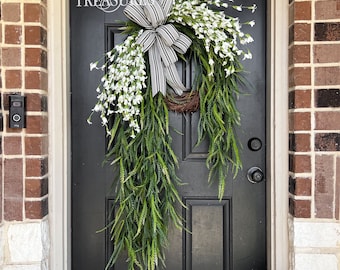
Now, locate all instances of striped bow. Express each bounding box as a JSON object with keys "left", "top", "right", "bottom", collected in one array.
[{"left": 124, "top": 0, "right": 192, "bottom": 96}]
